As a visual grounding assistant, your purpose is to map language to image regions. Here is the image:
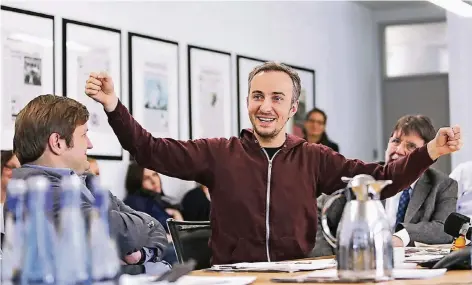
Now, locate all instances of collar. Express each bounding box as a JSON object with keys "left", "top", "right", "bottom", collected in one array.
[
  {"left": 22, "top": 164, "right": 75, "bottom": 177},
  {"left": 239, "top": 128, "right": 305, "bottom": 151}
]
